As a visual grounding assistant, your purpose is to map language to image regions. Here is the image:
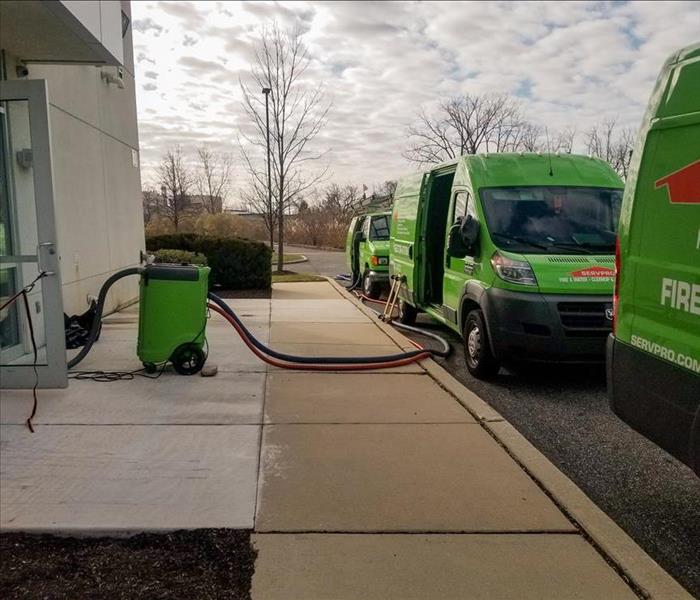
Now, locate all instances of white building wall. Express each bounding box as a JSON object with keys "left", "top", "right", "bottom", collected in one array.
[{"left": 4, "top": 0, "right": 144, "bottom": 316}]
